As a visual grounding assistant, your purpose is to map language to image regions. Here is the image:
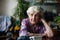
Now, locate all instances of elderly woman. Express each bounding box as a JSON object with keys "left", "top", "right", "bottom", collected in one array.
[{"left": 18, "top": 6, "right": 53, "bottom": 40}]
